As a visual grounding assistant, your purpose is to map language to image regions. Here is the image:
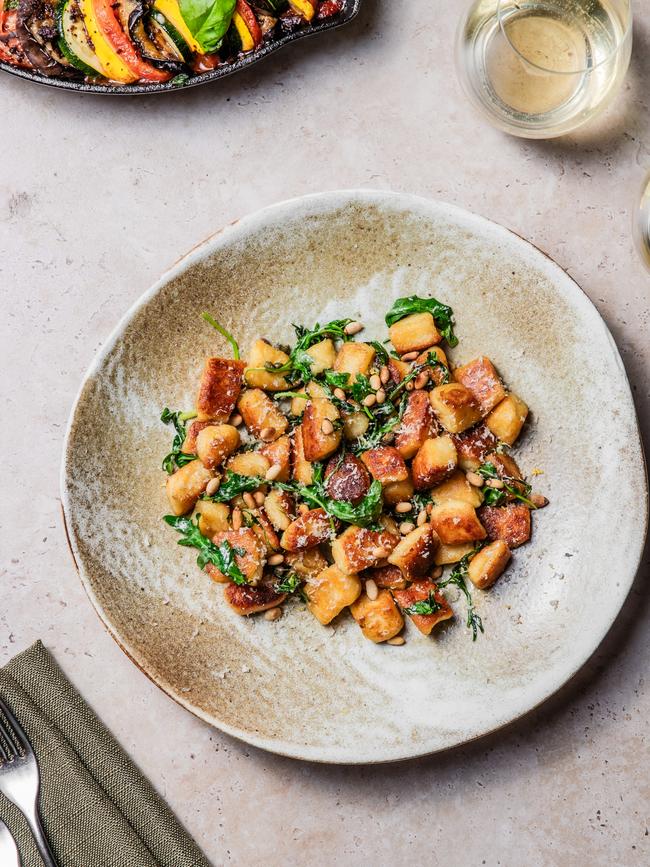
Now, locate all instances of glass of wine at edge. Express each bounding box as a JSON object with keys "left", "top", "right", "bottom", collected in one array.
[{"left": 455, "top": 0, "right": 633, "bottom": 139}]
